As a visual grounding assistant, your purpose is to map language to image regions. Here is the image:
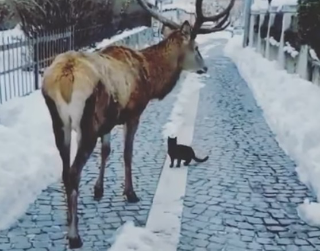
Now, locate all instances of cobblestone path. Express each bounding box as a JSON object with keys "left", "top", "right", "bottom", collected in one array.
[
  {"left": 0, "top": 80, "right": 178, "bottom": 251},
  {"left": 177, "top": 41, "right": 320, "bottom": 251}
]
